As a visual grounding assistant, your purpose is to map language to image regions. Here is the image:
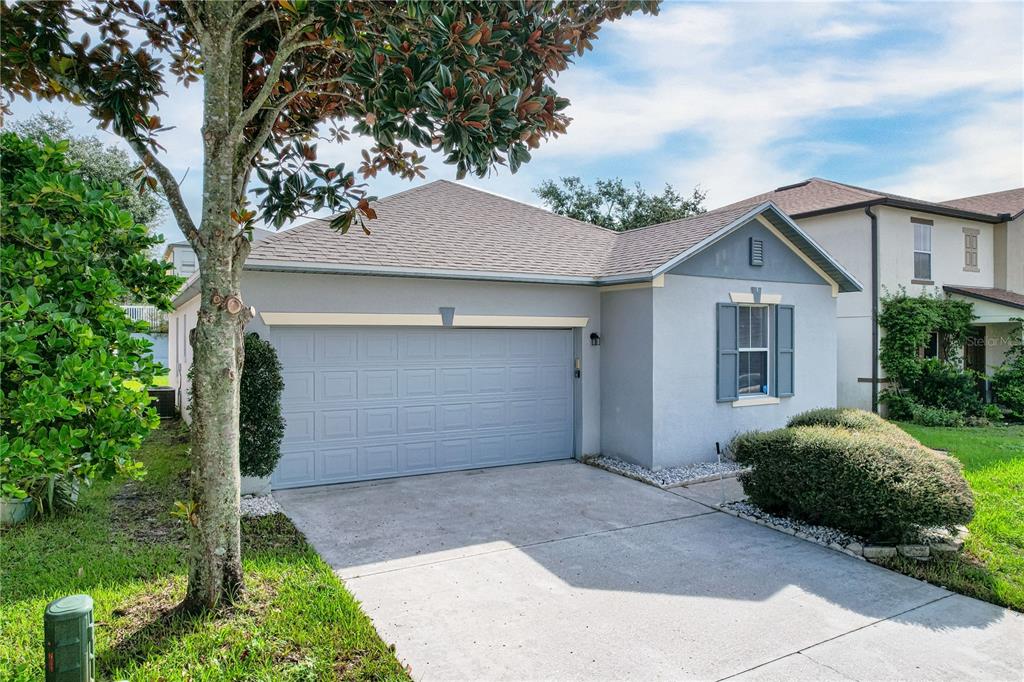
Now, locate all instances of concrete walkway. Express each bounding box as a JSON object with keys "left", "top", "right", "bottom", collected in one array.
[{"left": 276, "top": 460, "right": 1023, "bottom": 681}]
